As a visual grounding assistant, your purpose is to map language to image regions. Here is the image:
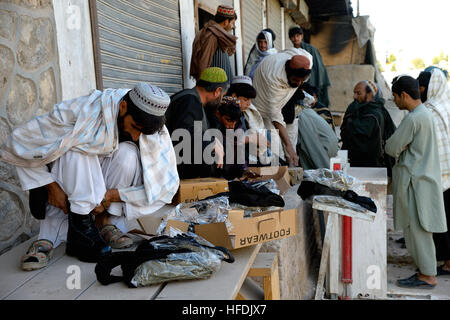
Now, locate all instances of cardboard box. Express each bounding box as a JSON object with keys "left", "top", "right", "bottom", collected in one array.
[
  {"left": 160, "top": 208, "right": 298, "bottom": 250},
  {"left": 172, "top": 177, "right": 229, "bottom": 205},
  {"left": 248, "top": 166, "right": 292, "bottom": 194}
]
